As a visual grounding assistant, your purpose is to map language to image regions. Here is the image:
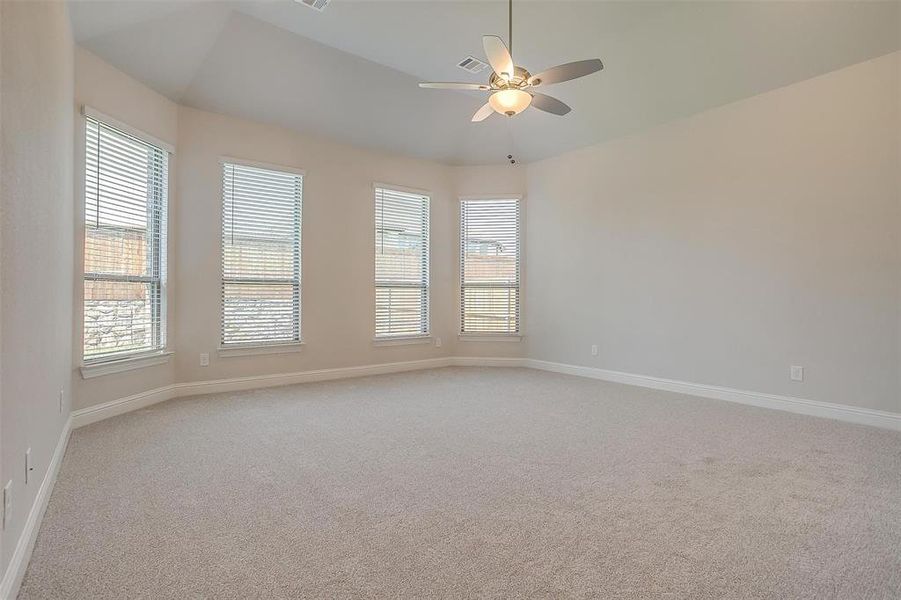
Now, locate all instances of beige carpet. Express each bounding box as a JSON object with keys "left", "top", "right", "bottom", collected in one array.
[{"left": 19, "top": 367, "right": 901, "bottom": 599}]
